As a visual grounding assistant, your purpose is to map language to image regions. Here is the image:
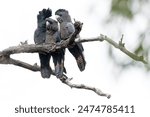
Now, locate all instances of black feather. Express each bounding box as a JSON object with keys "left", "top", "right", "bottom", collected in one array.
[
  {"left": 68, "top": 43, "right": 86, "bottom": 71},
  {"left": 55, "top": 9, "right": 86, "bottom": 72},
  {"left": 34, "top": 8, "right": 52, "bottom": 78},
  {"left": 46, "top": 18, "right": 66, "bottom": 78},
  {"left": 55, "top": 9, "right": 68, "bottom": 15}
]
